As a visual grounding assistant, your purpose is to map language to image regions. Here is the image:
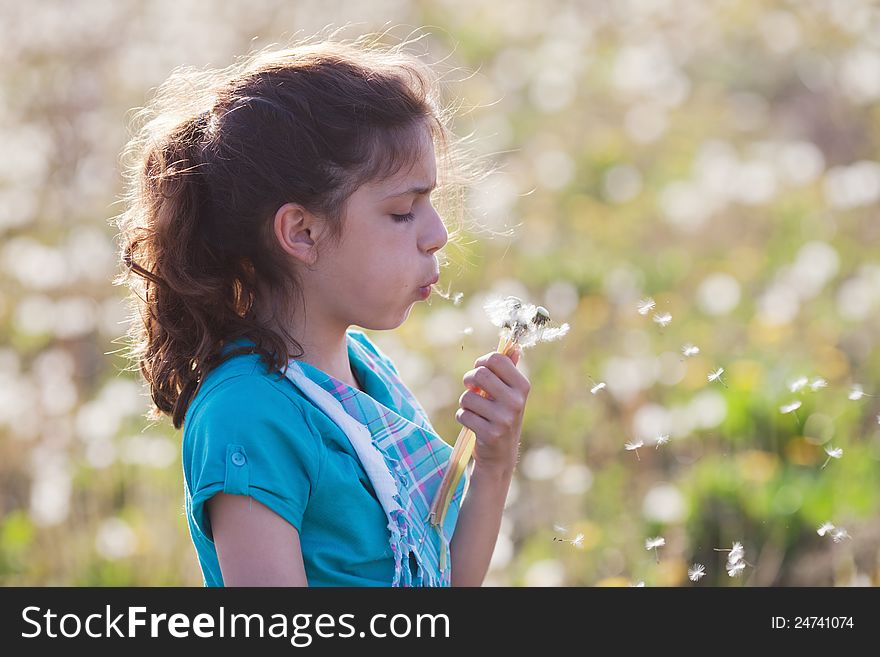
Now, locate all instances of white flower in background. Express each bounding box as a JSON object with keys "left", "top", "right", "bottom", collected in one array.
[
  {"left": 688, "top": 563, "right": 706, "bottom": 582},
  {"left": 822, "top": 446, "right": 843, "bottom": 469},
  {"left": 653, "top": 312, "right": 672, "bottom": 328},
  {"left": 681, "top": 343, "right": 700, "bottom": 358},
  {"left": 789, "top": 376, "right": 809, "bottom": 393},
  {"left": 810, "top": 377, "right": 827, "bottom": 391},
  {"left": 645, "top": 536, "right": 665, "bottom": 563},
  {"left": 653, "top": 433, "right": 670, "bottom": 449},
  {"left": 708, "top": 367, "right": 728, "bottom": 388},
  {"left": 817, "top": 522, "right": 835, "bottom": 536},
  {"left": 637, "top": 297, "right": 656, "bottom": 315},
  {"left": 831, "top": 528, "right": 851, "bottom": 543},
  {"left": 625, "top": 439, "right": 645, "bottom": 460}
]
